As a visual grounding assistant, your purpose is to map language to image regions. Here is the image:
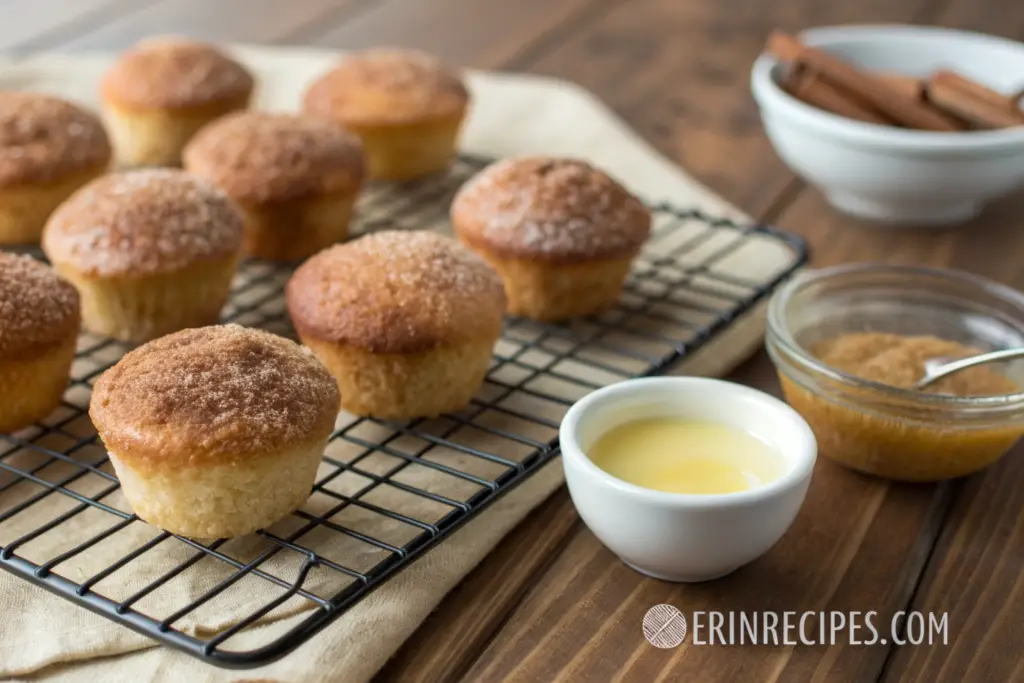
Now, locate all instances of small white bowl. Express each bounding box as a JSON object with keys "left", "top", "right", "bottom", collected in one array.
[
  {"left": 560, "top": 377, "right": 816, "bottom": 583},
  {"left": 751, "top": 25, "right": 1024, "bottom": 226}
]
